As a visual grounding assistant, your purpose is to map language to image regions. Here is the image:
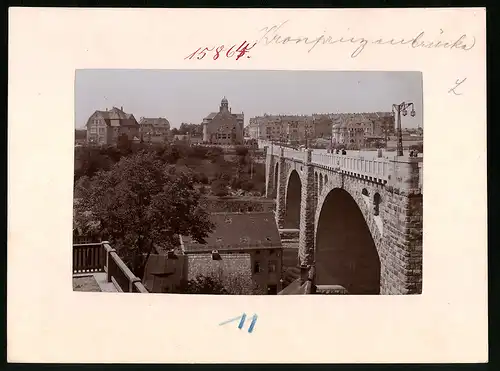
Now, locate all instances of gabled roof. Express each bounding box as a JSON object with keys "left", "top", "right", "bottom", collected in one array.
[
  {"left": 204, "top": 112, "right": 244, "bottom": 121},
  {"left": 86, "top": 107, "right": 138, "bottom": 128},
  {"left": 139, "top": 117, "right": 170, "bottom": 127},
  {"left": 206, "top": 110, "right": 238, "bottom": 130},
  {"left": 204, "top": 112, "right": 218, "bottom": 120},
  {"left": 181, "top": 212, "right": 282, "bottom": 252}
]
